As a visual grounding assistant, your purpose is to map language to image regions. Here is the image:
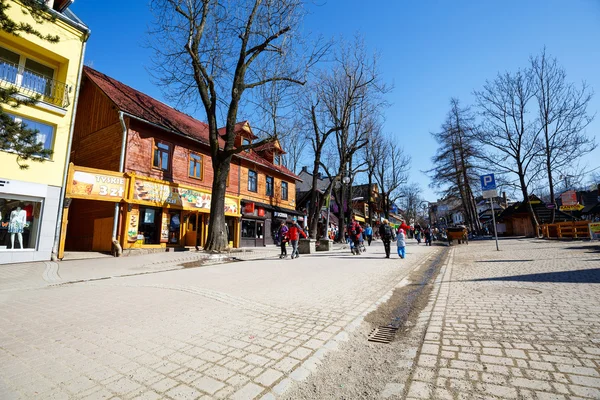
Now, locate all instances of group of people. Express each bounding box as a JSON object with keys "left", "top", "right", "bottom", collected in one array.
[{"left": 276, "top": 218, "right": 306, "bottom": 259}]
